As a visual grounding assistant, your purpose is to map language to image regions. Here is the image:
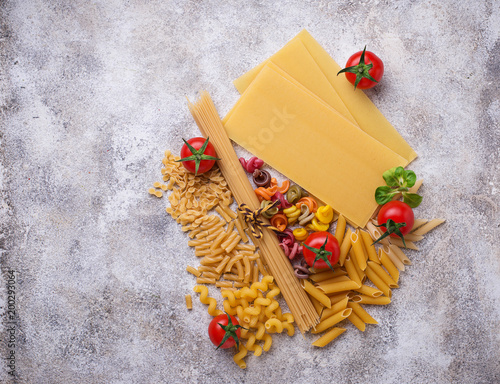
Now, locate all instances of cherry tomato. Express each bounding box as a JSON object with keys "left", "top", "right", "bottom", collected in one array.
[
  {"left": 338, "top": 47, "right": 384, "bottom": 90},
  {"left": 177, "top": 137, "right": 220, "bottom": 175},
  {"left": 208, "top": 313, "right": 242, "bottom": 349},
  {"left": 377, "top": 201, "right": 414, "bottom": 237},
  {"left": 303, "top": 231, "right": 340, "bottom": 270}
]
